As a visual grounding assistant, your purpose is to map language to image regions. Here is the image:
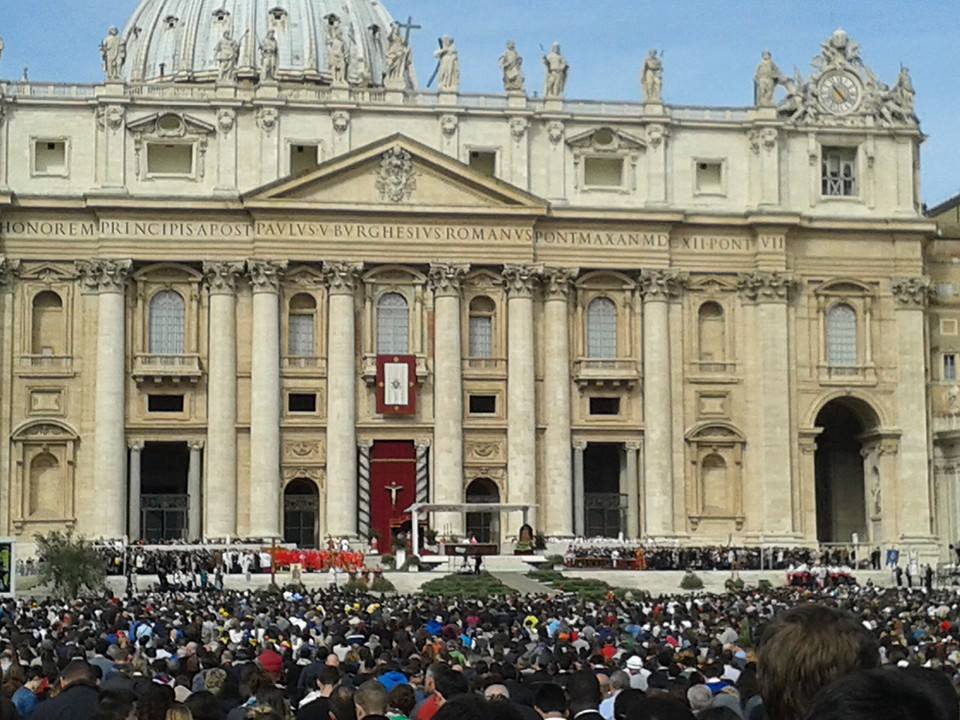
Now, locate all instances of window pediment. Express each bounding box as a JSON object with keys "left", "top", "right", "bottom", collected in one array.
[
  {"left": 813, "top": 277, "right": 874, "bottom": 297},
  {"left": 566, "top": 126, "right": 646, "bottom": 154},
  {"left": 127, "top": 112, "right": 216, "bottom": 138},
  {"left": 12, "top": 419, "right": 78, "bottom": 441},
  {"left": 688, "top": 275, "right": 738, "bottom": 293},
  {"left": 685, "top": 421, "right": 745, "bottom": 444},
  {"left": 17, "top": 263, "right": 76, "bottom": 283}
]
